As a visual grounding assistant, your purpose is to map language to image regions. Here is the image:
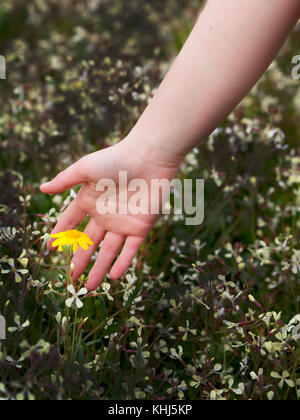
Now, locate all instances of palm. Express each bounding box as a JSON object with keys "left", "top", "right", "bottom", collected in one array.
[{"left": 41, "top": 142, "right": 177, "bottom": 290}]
